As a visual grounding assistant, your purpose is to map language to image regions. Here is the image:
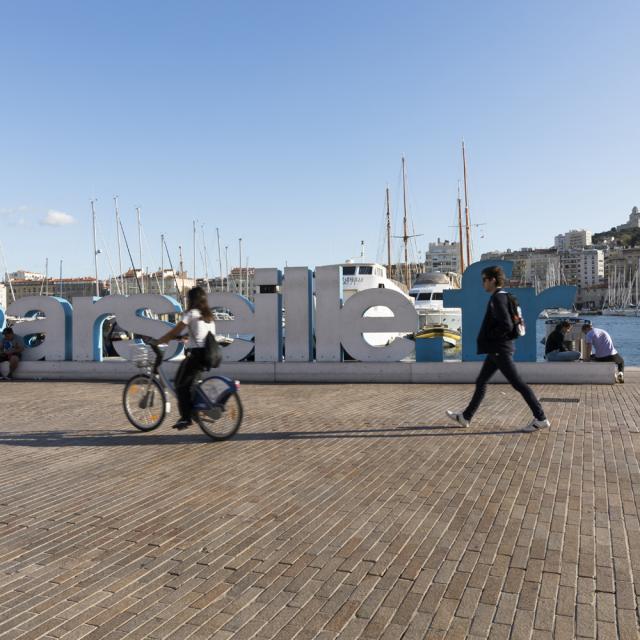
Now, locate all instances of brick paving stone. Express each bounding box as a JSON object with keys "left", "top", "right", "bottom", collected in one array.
[{"left": 2, "top": 380, "right": 640, "bottom": 639}]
